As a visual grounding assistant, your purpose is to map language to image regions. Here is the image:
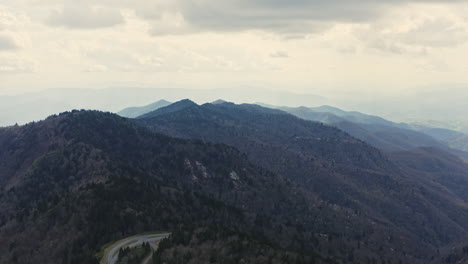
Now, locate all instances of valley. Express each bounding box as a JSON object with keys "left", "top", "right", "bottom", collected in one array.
[{"left": 3, "top": 1, "right": 468, "bottom": 262}]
